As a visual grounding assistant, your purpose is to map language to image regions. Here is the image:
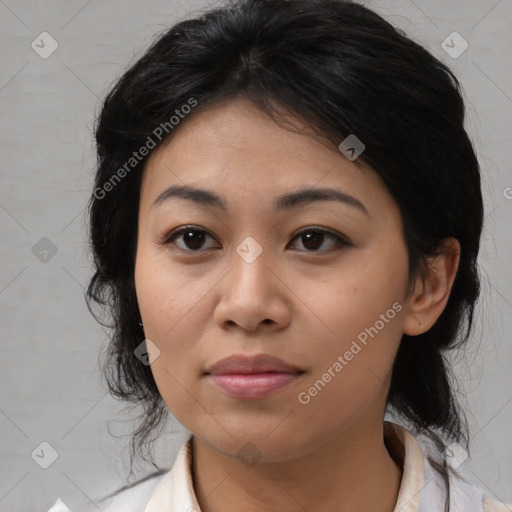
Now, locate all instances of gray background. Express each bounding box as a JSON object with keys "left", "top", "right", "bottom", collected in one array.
[{"left": 1, "top": 0, "right": 511, "bottom": 510}]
